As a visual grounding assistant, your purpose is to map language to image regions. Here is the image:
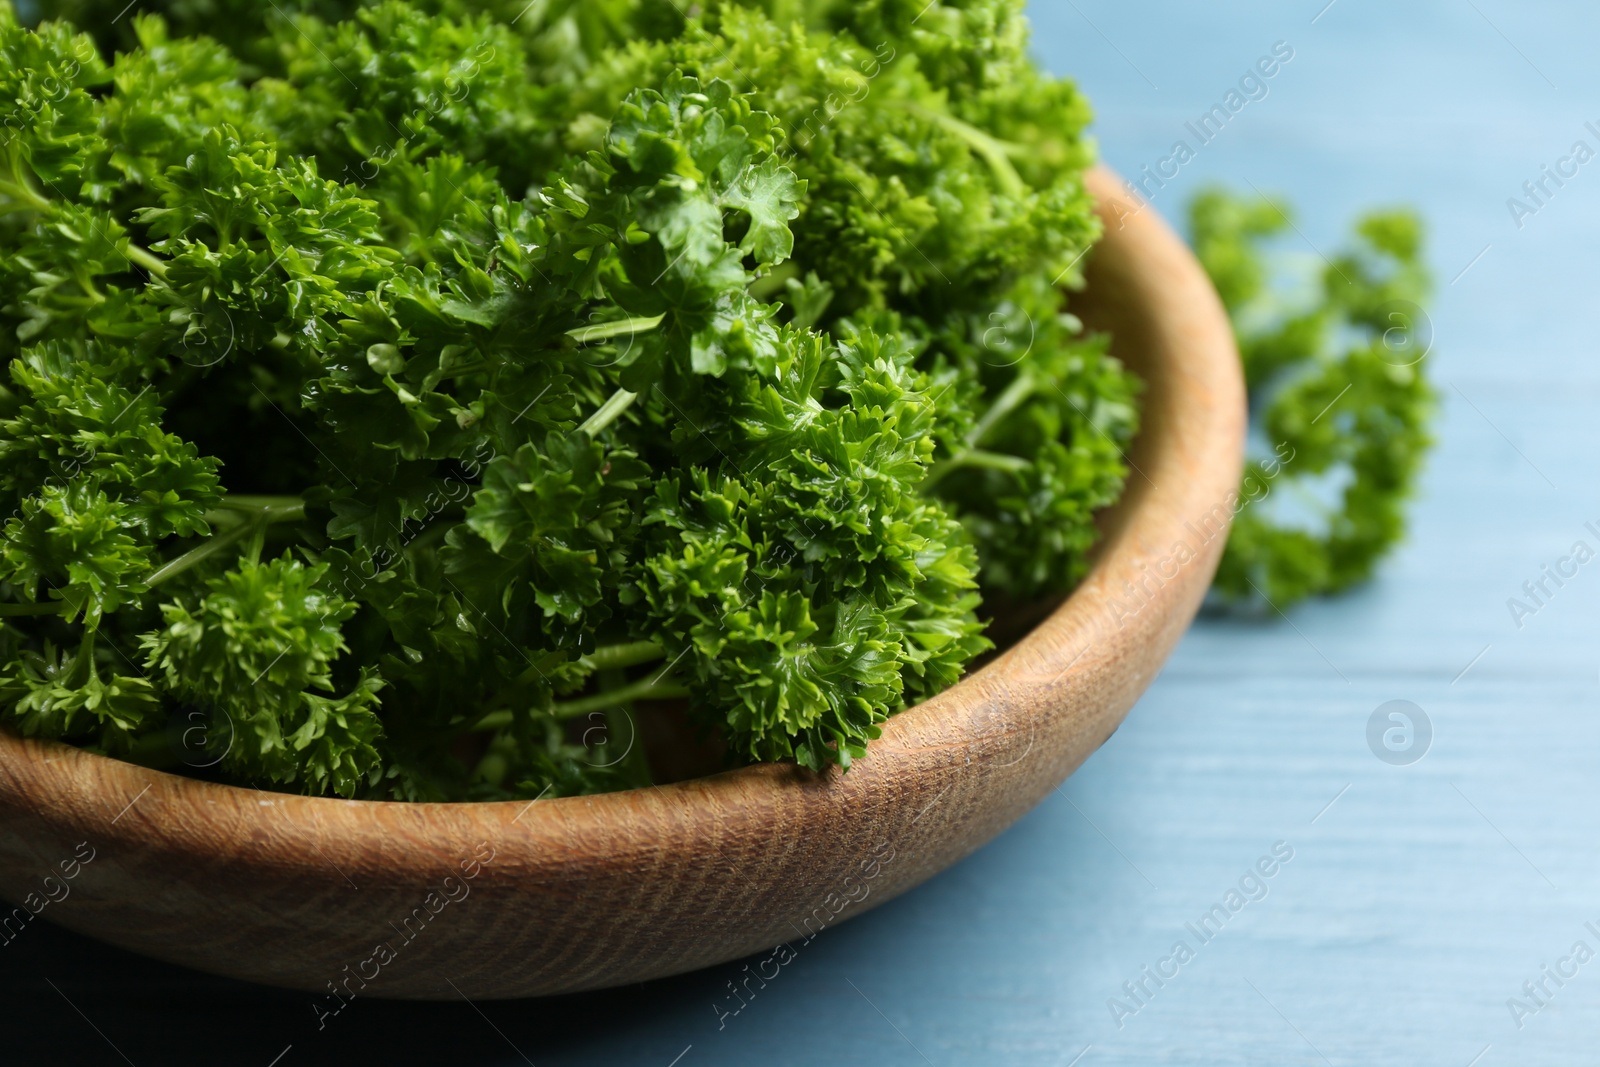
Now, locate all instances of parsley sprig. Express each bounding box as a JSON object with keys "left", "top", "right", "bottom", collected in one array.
[{"left": 1191, "top": 187, "right": 1436, "bottom": 607}]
